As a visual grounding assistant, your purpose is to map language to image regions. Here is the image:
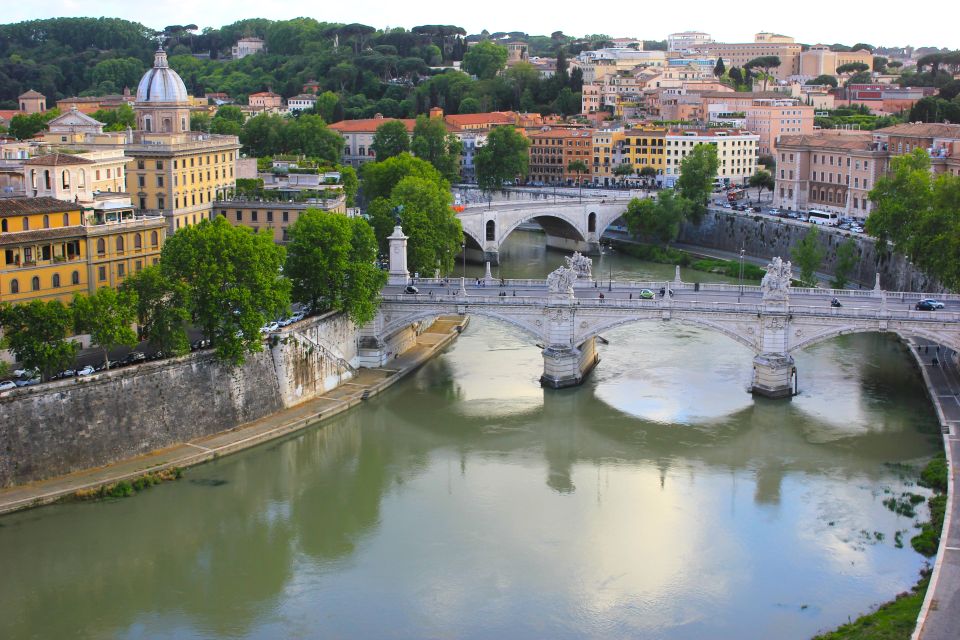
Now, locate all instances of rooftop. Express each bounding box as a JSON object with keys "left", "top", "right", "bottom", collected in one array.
[
  {"left": 0, "top": 225, "right": 84, "bottom": 246},
  {"left": 777, "top": 133, "right": 875, "bottom": 150},
  {"left": 0, "top": 197, "right": 81, "bottom": 217},
  {"left": 328, "top": 117, "right": 417, "bottom": 133},
  {"left": 874, "top": 123, "right": 960, "bottom": 139},
  {"left": 22, "top": 153, "right": 95, "bottom": 167}
]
